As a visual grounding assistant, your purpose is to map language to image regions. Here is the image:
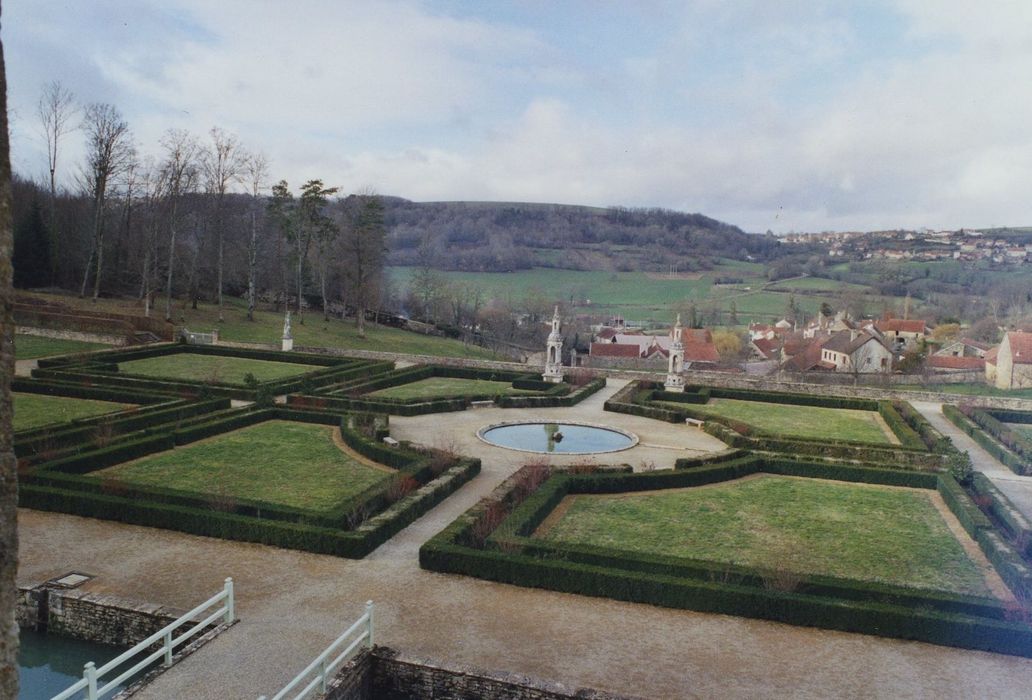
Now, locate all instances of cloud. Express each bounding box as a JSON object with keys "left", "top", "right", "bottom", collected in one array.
[{"left": 6, "top": 1, "right": 1032, "bottom": 233}]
